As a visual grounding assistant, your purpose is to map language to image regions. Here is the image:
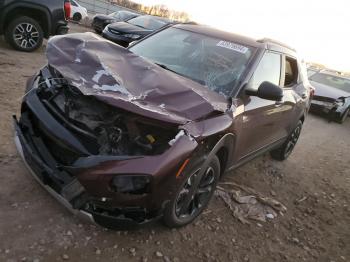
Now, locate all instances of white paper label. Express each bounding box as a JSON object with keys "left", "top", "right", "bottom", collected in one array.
[{"left": 216, "top": 41, "right": 248, "bottom": 54}]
